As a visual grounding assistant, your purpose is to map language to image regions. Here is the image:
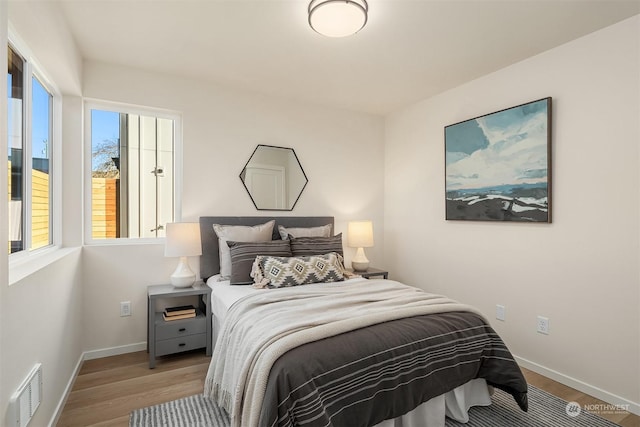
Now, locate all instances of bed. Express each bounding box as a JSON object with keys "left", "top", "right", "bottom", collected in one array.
[{"left": 198, "top": 216, "right": 528, "bottom": 427}]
